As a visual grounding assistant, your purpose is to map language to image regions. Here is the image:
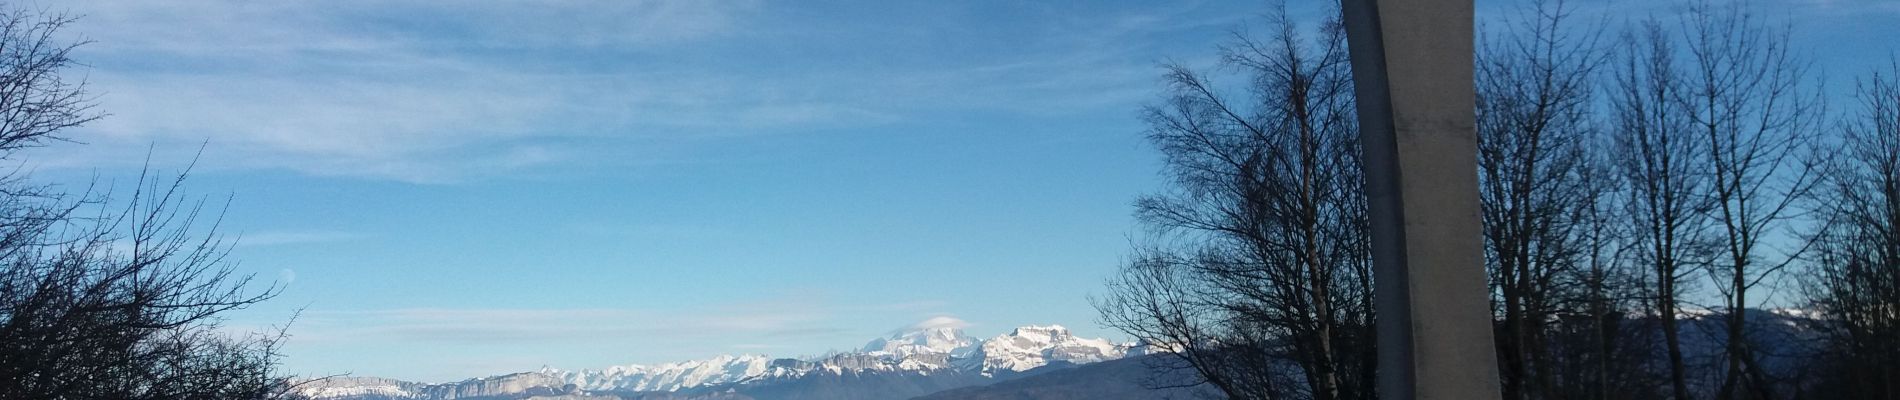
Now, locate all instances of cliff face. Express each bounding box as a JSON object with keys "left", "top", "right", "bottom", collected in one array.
[
  {"left": 420, "top": 372, "right": 572, "bottom": 399},
  {"left": 295, "top": 376, "right": 429, "bottom": 399},
  {"left": 296, "top": 372, "right": 584, "bottom": 399}
]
